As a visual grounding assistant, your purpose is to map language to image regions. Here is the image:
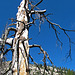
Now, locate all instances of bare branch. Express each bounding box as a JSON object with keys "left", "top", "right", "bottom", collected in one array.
[
  {"left": 43, "top": 13, "right": 75, "bottom": 32},
  {"left": 29, "top": 54, "right": 41, "bottom": 73},
  {"left": 4, "top": 48, "right": 14, "bottom": 55},
  {"left": 64, "top": 31, "right": 72, "bottom": 59},
  {"left": 45, "top": 13, "right": 53, "bottom": 16},
  {"left": 9, "top": 18, "right": 33, "bottom": 27},
  {"left": 0, "top": 38, "right": 13, "bottom": 46},
  {"left": 42, "top": 13, "right": 75, "bottom": 58},
  {"left": 9, "top": 23, "right": 16, "bottom": 26},
  {"left": 29, "top": 44, "right": 53, "bottom": 74},
  {"left": 51, "top": 25, "right": 63, "bottom": 47},
  {"left": 6, "top": 38, "right": 13, "bottom": 45},
  {"left": 0, "top": 48, "right": 13, "bottom": 67},
  {"left": 31, "top": 0, "right": 43, "bottom": 10},
  {"left": 9, "top": 34, "right": 16, "bottom": 37},
  {"left": 29, "top": 44, "right": 53, "bottom": 64},
  {"left": 9, "top": 18, "right": 25, "bottom": 25},
  {"left": 0, "top": 38, "right": 4, "bottom": 45},
  {"left": 4, "top": 27, "right": 17, "bottom": 40},
  {"left": 31, "top": 9, "right": 46, "bottom": 14}
]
